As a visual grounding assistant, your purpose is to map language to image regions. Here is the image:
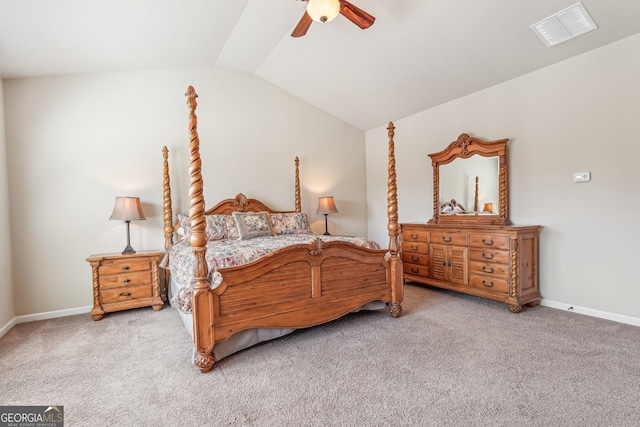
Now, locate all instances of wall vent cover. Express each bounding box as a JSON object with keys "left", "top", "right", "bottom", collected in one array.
[{"left": 530, "top": 2, "right": 598, "bottom": 48}]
